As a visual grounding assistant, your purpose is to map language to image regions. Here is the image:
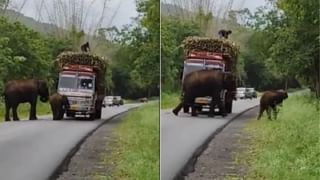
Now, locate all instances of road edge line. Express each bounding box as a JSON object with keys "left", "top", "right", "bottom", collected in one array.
[
  {"left": 174, "top": 104, "right": 259, "bottom": 180},
  {"left": 49, "top": 106, "right": 140, "bottom": 180}
]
